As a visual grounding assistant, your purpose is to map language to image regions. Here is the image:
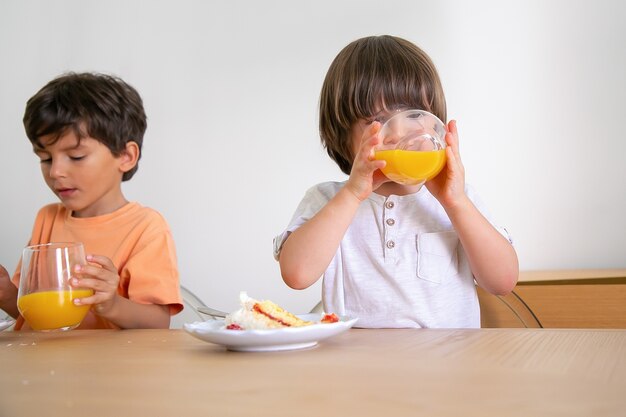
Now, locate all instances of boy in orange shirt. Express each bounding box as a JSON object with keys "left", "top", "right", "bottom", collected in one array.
[{"left": 0, "top": 72, "right": 182, "bottom": 329}]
